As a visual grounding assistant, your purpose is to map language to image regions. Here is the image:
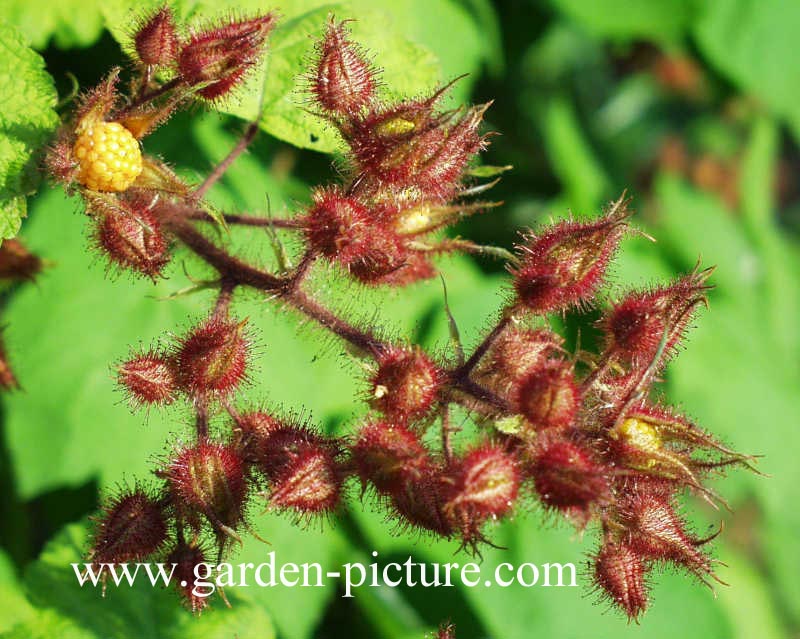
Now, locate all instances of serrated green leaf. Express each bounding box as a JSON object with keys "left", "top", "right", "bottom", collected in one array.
[
  {"left": 0, "top": 523, "right": 276, "bottom": 639},
  {"left": 0, "top": 0, "right": 105, "bottom": 49},
  {"left": 0, "top": 19, "right": 58, "bottom": 242}
]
